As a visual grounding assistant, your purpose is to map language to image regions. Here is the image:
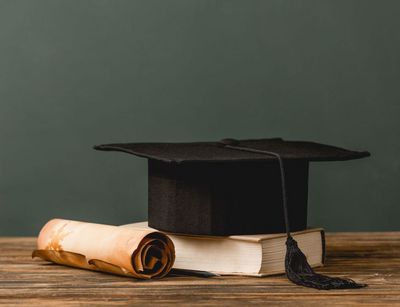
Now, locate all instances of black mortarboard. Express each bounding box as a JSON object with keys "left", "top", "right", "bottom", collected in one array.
[
  {"left": 94, "top": 138, "right": 369, "bottom": 236},
  {"left": 94, "top": 138, "right": 370, "bottom": 290}
]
